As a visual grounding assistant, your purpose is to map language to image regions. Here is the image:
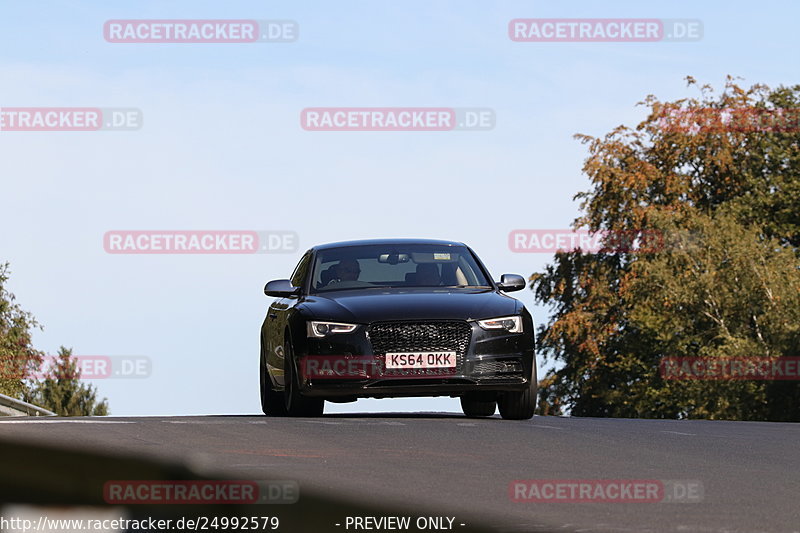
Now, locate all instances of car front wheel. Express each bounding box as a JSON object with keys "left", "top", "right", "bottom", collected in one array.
[
  {"left": 497, "top": 364, "right": 537, "bottom": 420},
  {"left": 260, "top": 350, "right": 287, "bottom": 416},
  {"left": 460, "top": 392, "right": 497, "bottom": 417},
  {"left": 283, "top": 338, "right": 324, "bottom": 417}
]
